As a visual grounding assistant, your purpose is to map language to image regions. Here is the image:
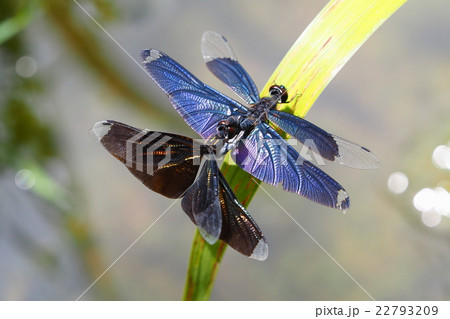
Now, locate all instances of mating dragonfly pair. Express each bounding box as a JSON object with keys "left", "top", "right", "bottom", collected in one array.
[{"left": 92, "top": 31, "right": 379, "bottom": 261}]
